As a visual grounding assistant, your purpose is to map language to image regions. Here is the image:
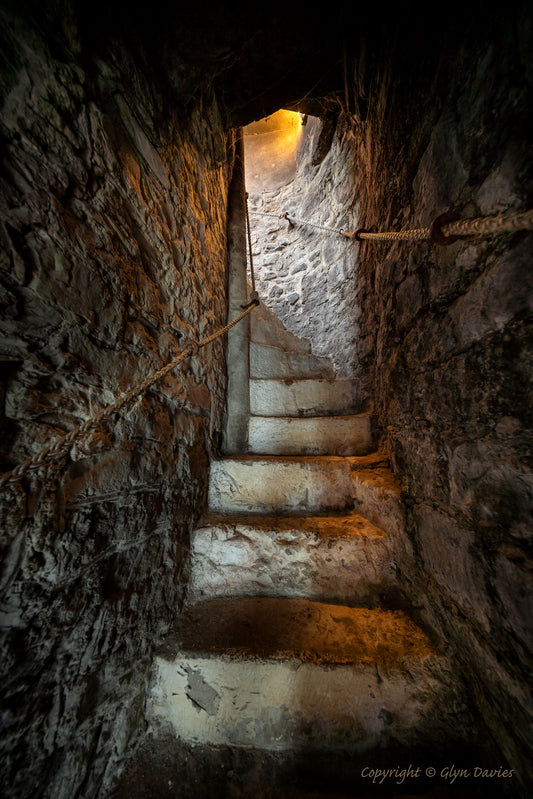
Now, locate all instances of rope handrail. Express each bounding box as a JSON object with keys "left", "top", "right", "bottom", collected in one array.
[
  {"left": 250, "top": 208, "right": 533, "bottom": 243},
  {"left": 250, "top": 209, "right": 341, "bottom": 235},
  {"left": 245, "top": 192, "right": 259, "bottom": 302},
  {"left": 0, "top": 300, "right": 259, "bottom": 490},
  {"left": 3, "top": 206, "right": 531, "bottom": 491},
  {"left": 342, "top": 208, "right": 533, "bottom": 243}
]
